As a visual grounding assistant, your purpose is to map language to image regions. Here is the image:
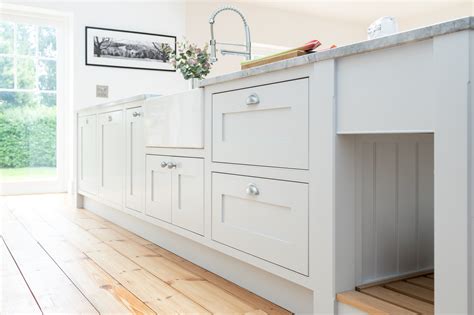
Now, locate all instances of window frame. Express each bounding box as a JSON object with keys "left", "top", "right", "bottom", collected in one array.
[{"left": 0, "top": 4, "right": 72, "bottom": 195}]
